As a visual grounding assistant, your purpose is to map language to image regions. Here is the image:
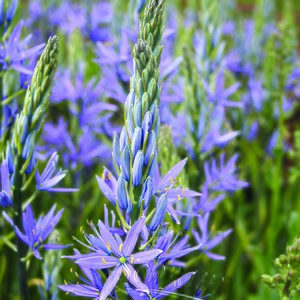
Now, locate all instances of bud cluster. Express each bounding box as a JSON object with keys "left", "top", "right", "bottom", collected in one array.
[
  {"left": 10, "top": 36, "right": 59, "bottom": 173},
  {"left": 262, "top": 237, "right": 300, "bottom": 299}
]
